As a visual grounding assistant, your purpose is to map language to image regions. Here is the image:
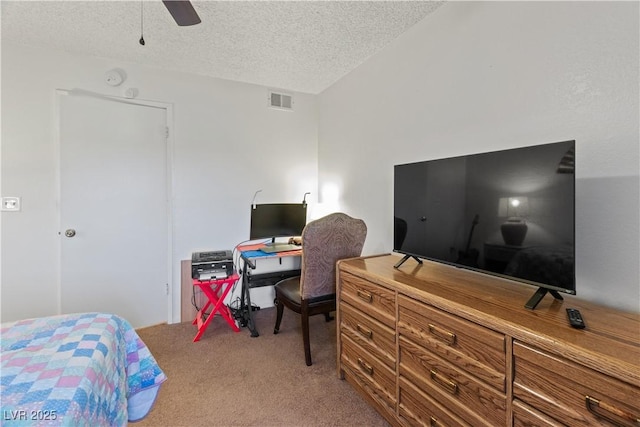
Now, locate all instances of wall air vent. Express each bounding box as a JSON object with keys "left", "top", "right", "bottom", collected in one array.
[{"left": 268, "top": 90, "right": 293, "bottom": 111}]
